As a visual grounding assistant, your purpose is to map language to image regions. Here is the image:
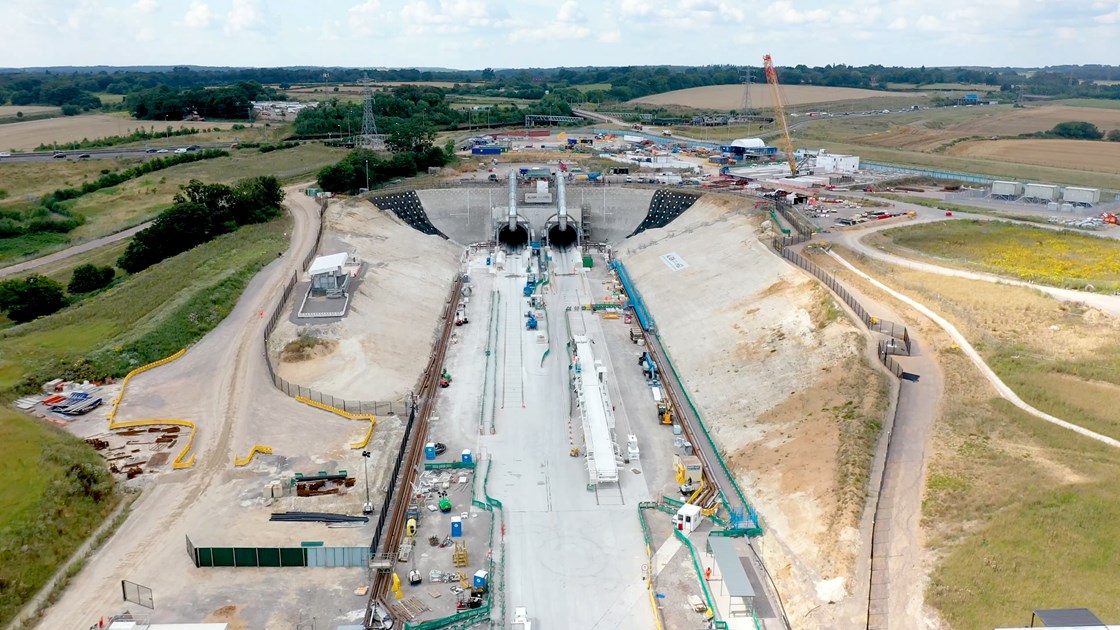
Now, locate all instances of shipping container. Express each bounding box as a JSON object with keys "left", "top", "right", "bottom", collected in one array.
[
  {"left": 471, "top": 146, "right": 502, "bottom": 155},
  {"left": 990, "top": 181, "right": 1023, "bottom": 197},
  {"left": 1063, "top": 187, "right": 1101, "bottom": 205},
  {"left": 1023, "top": 183, "right": 1059, "bottom": 201}
]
